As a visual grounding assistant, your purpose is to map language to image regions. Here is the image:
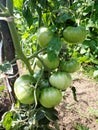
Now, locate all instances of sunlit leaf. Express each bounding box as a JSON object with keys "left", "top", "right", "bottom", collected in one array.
[
  {"left": 74, "top": 123, "right": 90, "bottom": 130},
  {"left": 2, "top": 111, "right": 12, "bottom": 130},
  {"left": 13, "top": 0, "right": 23, "bottom": 9},
  {"left": 0, "top": 86, "right": 5, "bottom": 92}
]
